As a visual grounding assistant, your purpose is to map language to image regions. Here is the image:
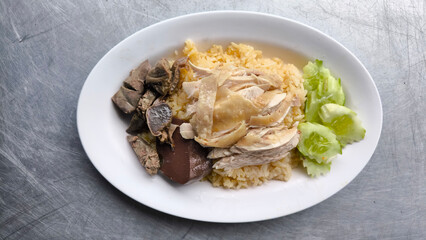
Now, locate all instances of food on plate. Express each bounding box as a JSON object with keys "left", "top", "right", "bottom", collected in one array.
[
  {"left": 319, "top": 103, "right": 365, "bottom": 146},
  {"left": 297, "top": 60, "right": 365, "bottom": 177},
  {"left": 303, "top": 60, "right": 345, "bottom": 122},
  {"left": 157, "top": 119, "right": 212, "bottom": 184},
  {"left": 111, "top": 41, "right": 365, "bottom": 188}
]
